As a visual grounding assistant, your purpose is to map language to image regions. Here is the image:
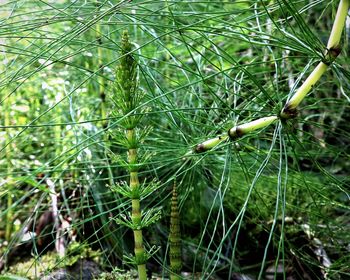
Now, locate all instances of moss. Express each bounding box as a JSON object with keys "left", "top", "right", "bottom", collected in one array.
[
  {"left": 6, "top": 251, "right": 58, "bottom": 279},
  {"left": 5, "top": 242, "right": 100, "bottom": 280},
  {"left": 0, "top": 275, "right": 29, "bottom": 280},
  {"left": 94, "top": 269, "right": 137, "bottom": 280}
]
